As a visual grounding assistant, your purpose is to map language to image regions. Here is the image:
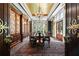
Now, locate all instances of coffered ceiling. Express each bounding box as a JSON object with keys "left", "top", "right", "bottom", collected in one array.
[{"left": 26, "top": 3, "right": 54, "bottom": 16}]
